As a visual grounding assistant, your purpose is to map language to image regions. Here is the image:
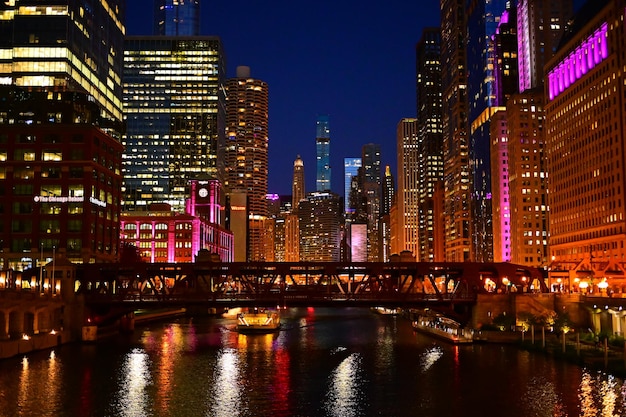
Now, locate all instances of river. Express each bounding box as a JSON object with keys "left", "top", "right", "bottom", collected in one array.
[{"left": 0, "top": 307, "right": 624, "bottom": 417}]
